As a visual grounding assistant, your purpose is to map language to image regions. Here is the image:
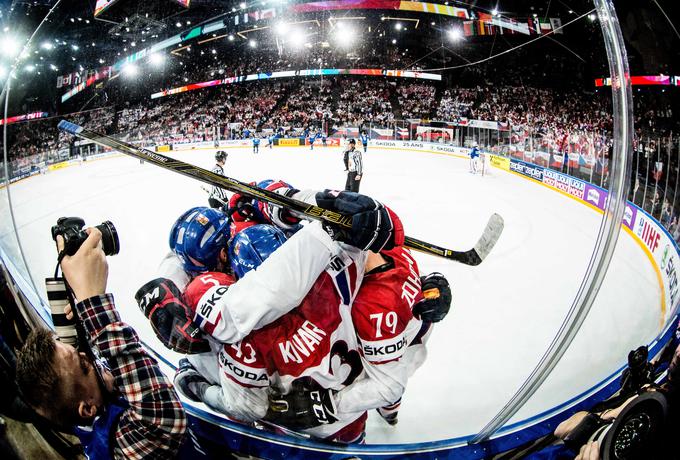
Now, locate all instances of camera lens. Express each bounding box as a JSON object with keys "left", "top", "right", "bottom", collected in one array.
[
  {"left": 45, "top": 277, "right": 78, "bottom": 347},
  {"left": 96, "top": 221, "right": 119, "bottom": 256}
]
